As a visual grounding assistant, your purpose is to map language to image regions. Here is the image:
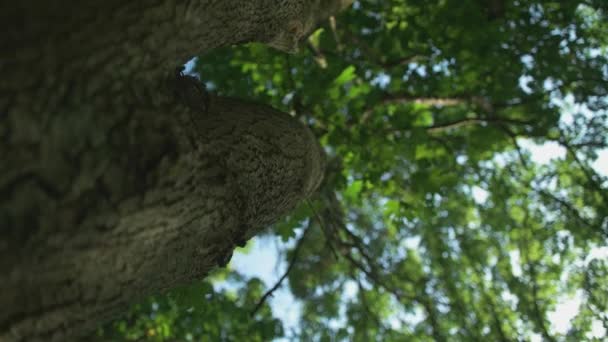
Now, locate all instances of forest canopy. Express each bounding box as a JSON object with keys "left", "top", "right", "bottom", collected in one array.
[{"left": 103, "top": 0, "right": 608, "bottom": 340}]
